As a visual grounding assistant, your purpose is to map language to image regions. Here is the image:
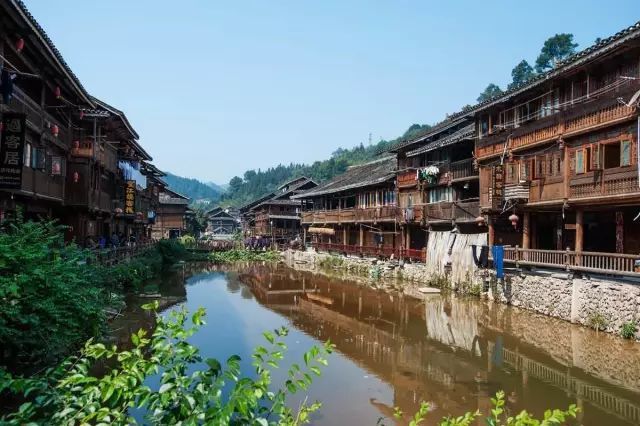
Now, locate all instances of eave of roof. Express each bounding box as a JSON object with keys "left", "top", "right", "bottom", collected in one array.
[
  {"left": 406, "top": 124, "right": 475, "bottom": 157},
  {"left": 11, "top": 0, "right": 94, "bottom": 107},
  {"left": 448, "top": 20, "right": 640, "bottom": 119}
]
